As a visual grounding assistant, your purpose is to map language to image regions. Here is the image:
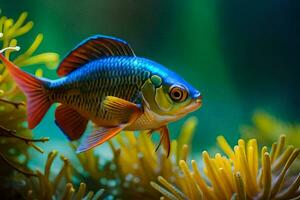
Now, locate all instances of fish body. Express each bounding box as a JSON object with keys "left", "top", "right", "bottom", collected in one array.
[
  {"left": 0, "top": 35, "right": 202, "bottom": 156},
  {"left": 48, "top": 56, "right": 199, "bottom": 130}
]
